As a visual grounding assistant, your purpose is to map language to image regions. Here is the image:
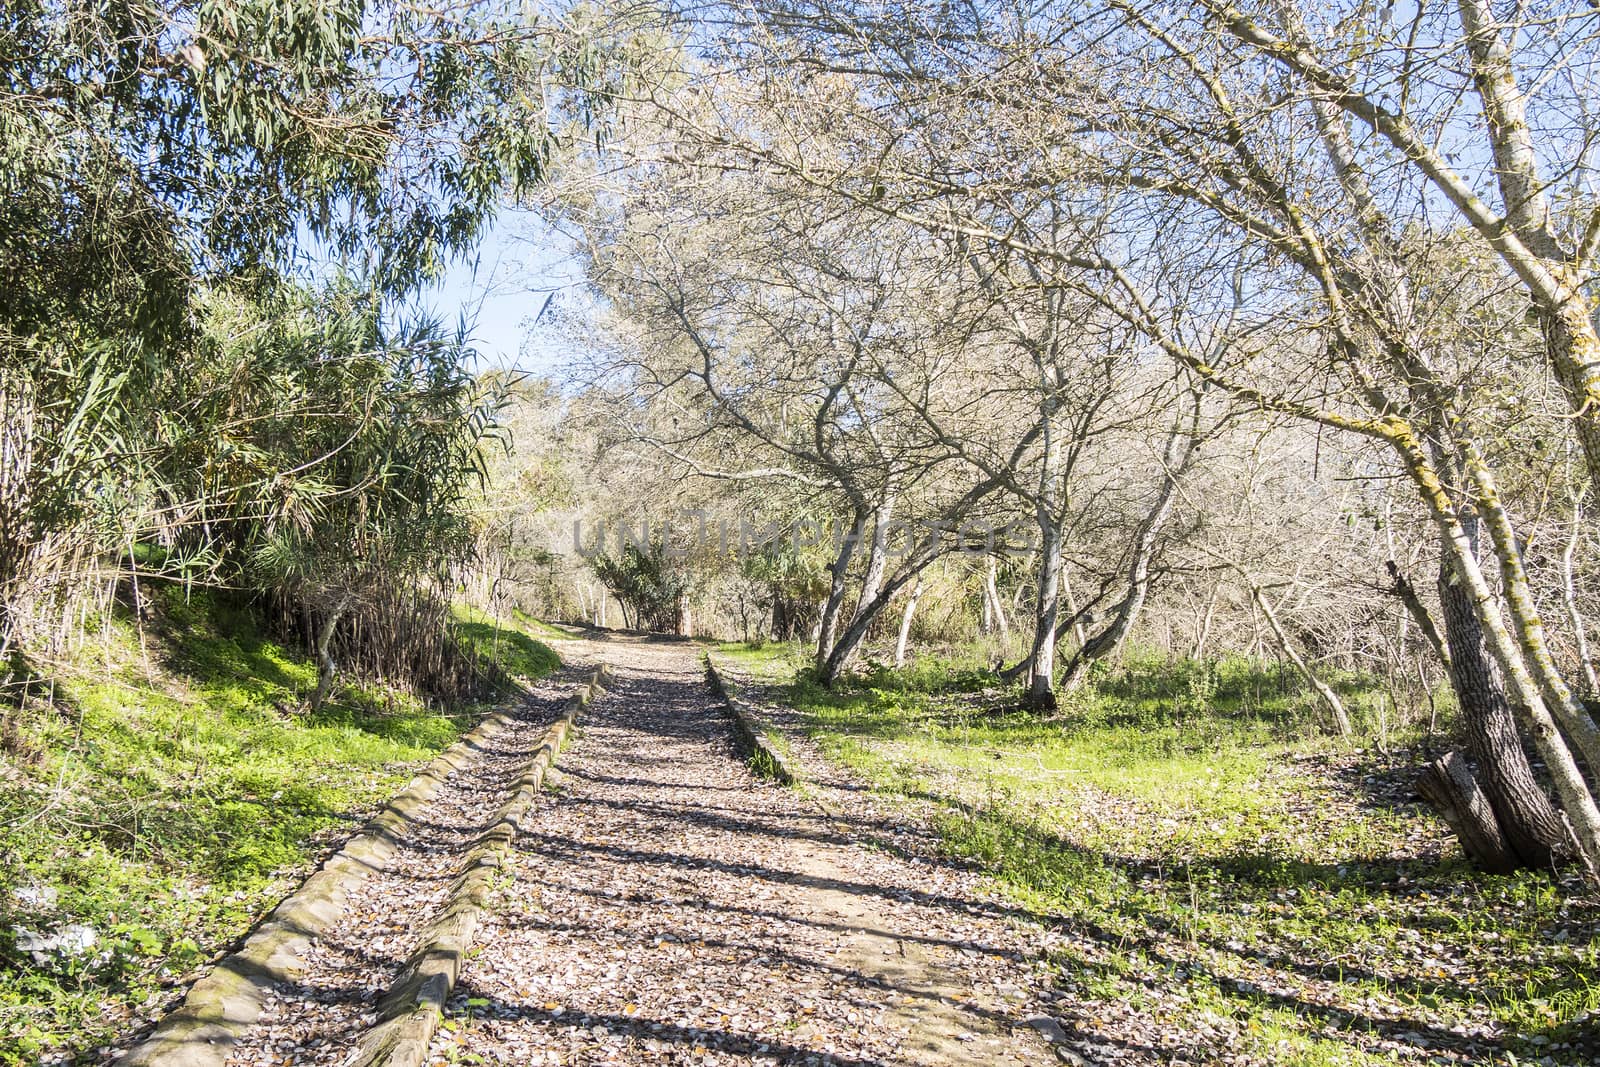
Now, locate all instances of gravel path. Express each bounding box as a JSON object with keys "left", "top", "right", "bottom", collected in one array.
[
  {"left": 219, "top": 668, "right": 589, "bottom": 1067},
  {"left": 430, "top": 635, "right": 1054, "bottom": 1067}
]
